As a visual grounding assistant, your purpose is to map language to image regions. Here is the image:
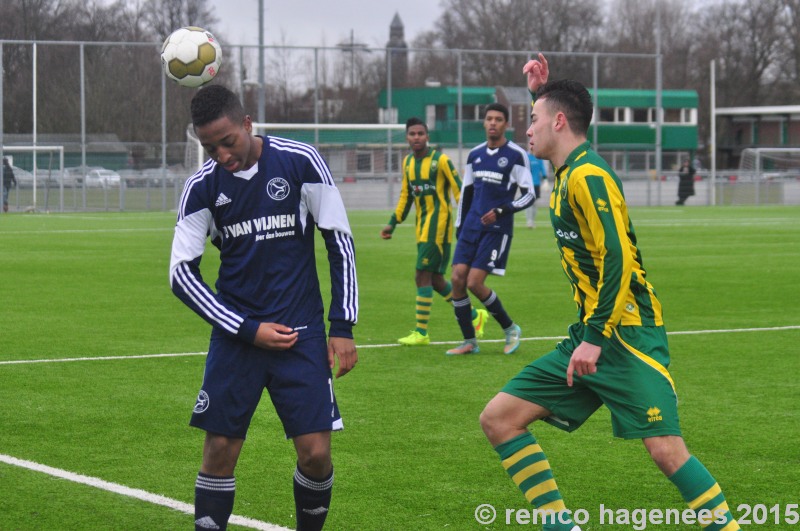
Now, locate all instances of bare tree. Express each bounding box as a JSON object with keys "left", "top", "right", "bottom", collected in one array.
[
  {"left": 773, "top": 0, "right": 800, "bottom": 101},
  {"left": 692, "top": 0, "right": 784, "bottom": 107},
  {"left": 141, "top": 0, "right": 218, "bottom": 41},
  {"left": 409, "top": 0, "right": 603, "bottom": 87},
  {"left": 599, "top": 0, "right": 704, "bottom": 90}
]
